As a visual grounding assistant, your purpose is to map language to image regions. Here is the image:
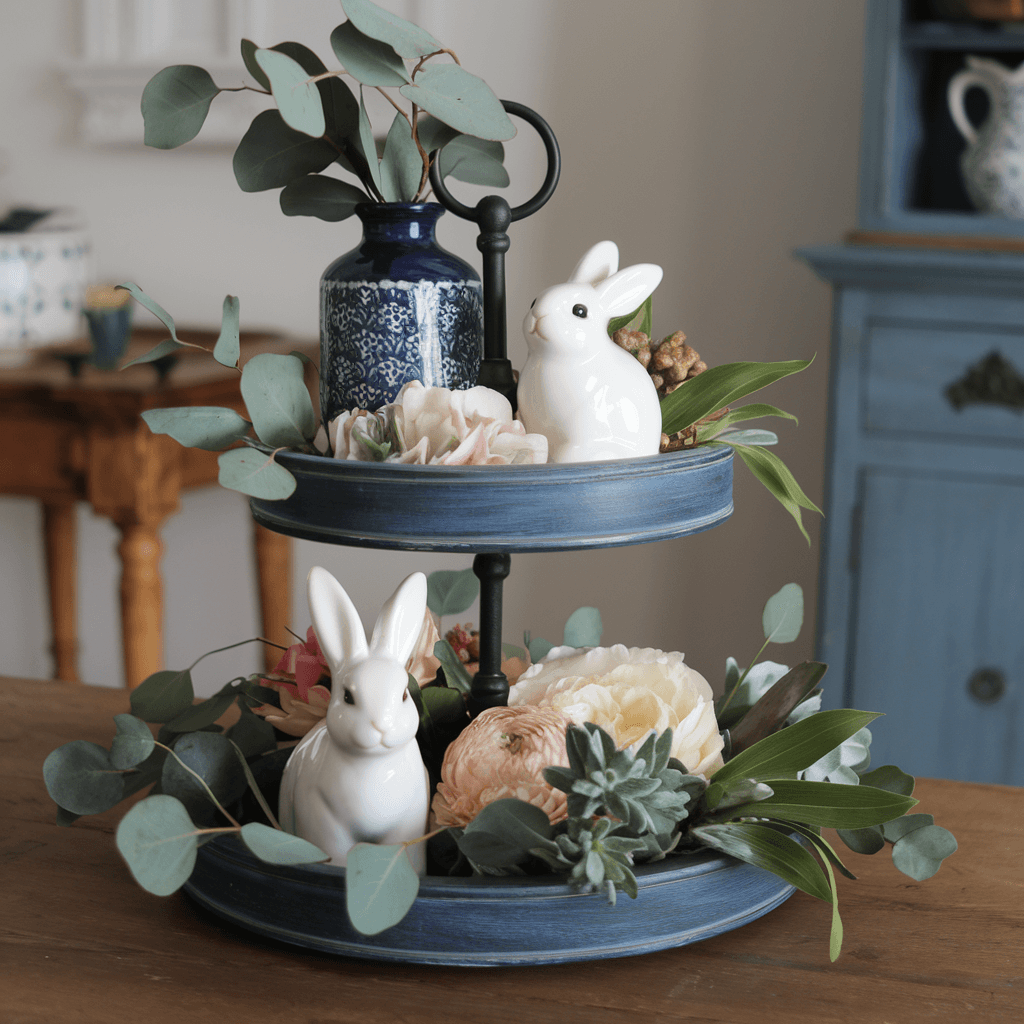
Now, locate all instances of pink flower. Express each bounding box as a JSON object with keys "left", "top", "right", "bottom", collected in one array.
[
  {"left": 268, "top": 627, "right": 330, "bottom": 702},
  {"left": 431, "top": 705, "right": 572, "bottom": 828},
  {"left": 253, "top": 683, "right": 331, "bottom": 738}
]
